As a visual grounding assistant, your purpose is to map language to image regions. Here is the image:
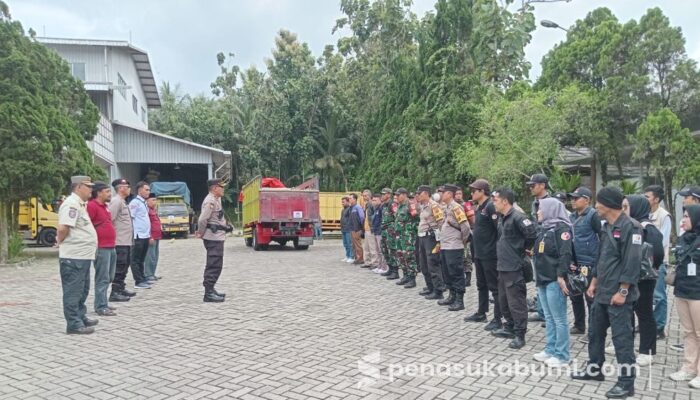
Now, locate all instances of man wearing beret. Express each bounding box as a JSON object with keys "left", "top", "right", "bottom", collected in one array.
[
  {"left": 57, "top": 176, "right": 99, "bottom": 334},
  {"left": 572, "top": 186, "right": 642, "bottom": 399},
  {"left": 437, "top": 184, "right": 472, "bottom": 311},
  {"left": 196, "top": 179, "right": 229, "bottom": 302}
]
